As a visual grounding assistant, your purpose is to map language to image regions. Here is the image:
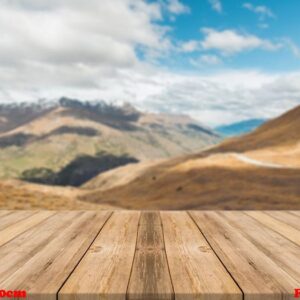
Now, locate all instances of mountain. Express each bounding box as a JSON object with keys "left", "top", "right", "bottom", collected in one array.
[
  {"left": 216, "top": 119, "right": 266, "bottom": 137},
  {"left": 209, "top": 104, "right": 300, "bottom": 168},
  {"left": 80, "top": 104, "right": 300, "bottom": 210},
  {"left": 211, "top": 104, "right": 300, "bottom": 153},
  {"left": 0, "top": 101, "right": 53, "bottom": 134},
  {"left": 0, "top": 98, "right": 220, "bottom": 185},
  {"left": 0, "top": 179, "right": 116, "bottom": 210}
]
